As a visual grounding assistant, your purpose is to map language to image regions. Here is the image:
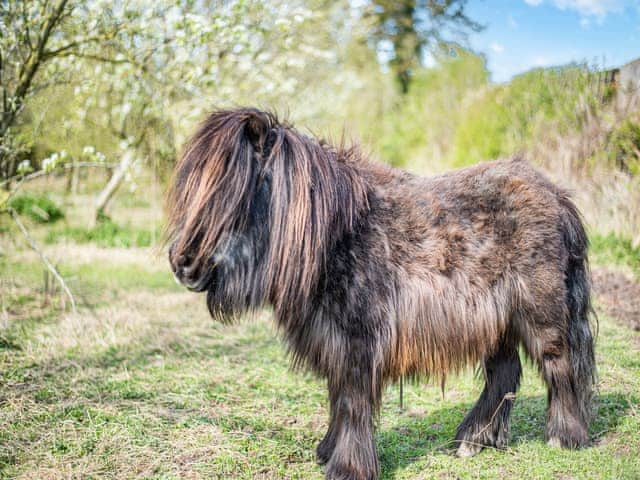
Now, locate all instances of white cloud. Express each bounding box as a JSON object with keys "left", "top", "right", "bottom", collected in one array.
[
  {"left": 523, "top": 0, "right": 625, "bottom": 17},
  {"left": 533, "top": 55, "right": 551, "bottom": 66},
  {"left": 553, "top": 0, "right": 623, "bottom": 17},
  {"left": 508, "top": 14, "right": 519, "bottom": 28},
  {"left": 423, "top": 51, "right": 436, "bottom": 68},
  {"left": 490, "top": 42, "right": 505, "bottom": 53}
]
